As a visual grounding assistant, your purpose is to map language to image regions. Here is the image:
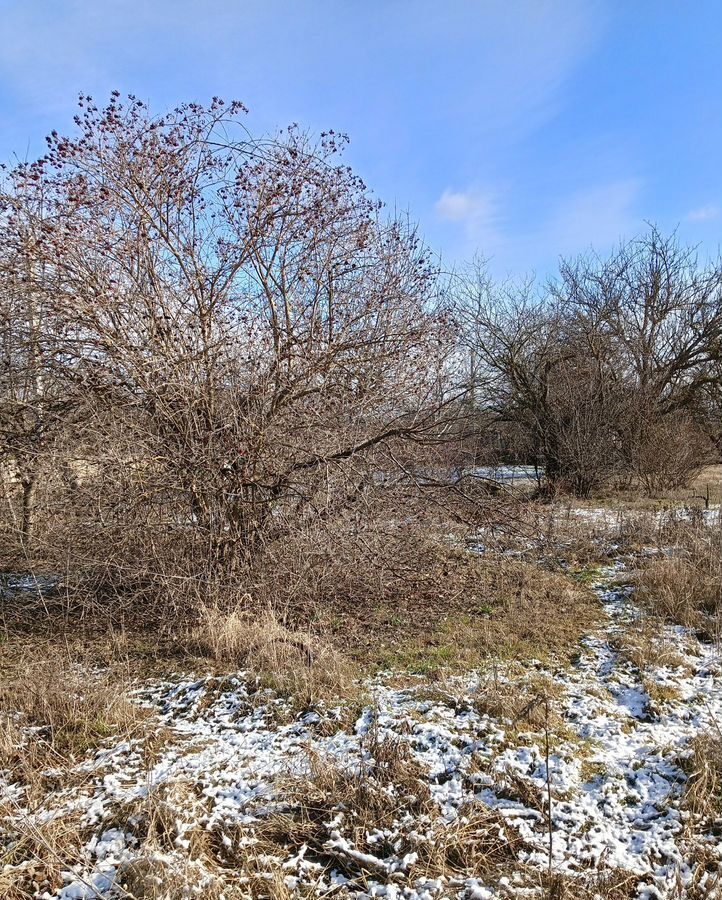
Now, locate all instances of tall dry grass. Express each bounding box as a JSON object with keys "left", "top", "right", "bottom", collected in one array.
[
  {"left": 635, "top": 515, "right": 722, "bottom": 638},
  {"left": 192, "top": 604, "right": 354, "bottom": 704}
]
